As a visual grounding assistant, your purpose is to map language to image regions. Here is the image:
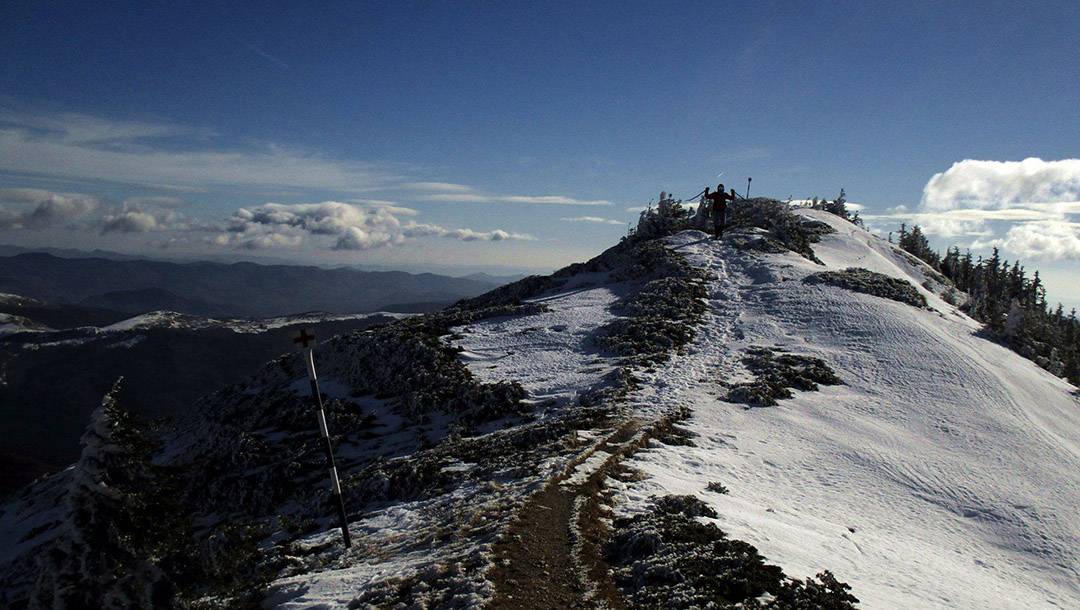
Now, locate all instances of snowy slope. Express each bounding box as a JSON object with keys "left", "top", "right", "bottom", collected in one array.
[
  {"left": 0, "top": 312, "right": 52, "bottom": 334},
  {"left": 455, "top": 271, "right": 624, "bottom": 416},
  {"left": 608, "top": 211, "right": 1080, "bottom": 609}
]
